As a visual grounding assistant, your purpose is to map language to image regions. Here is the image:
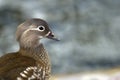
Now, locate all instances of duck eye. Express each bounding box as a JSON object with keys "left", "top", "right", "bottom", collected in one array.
[{"left": 38, "top": 26, "right": 45, "bottom": 31}]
